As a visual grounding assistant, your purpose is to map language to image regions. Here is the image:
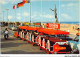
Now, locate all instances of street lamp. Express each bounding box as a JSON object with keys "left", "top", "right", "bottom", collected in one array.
[
  {"left": 6, "top": 9, "right": 9, "bottom": 26},
  {"left": 0, "top": 13, "right": 2, "bottom": 22},
  {"left": 3, "top": 11, "right": 4, "bottom": 22},
  {"left": 29, "top": 0, "right": 31, "bottom": 26},
  {"left": 13, "top": 4, "right": 17, "bottom": 26}
]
